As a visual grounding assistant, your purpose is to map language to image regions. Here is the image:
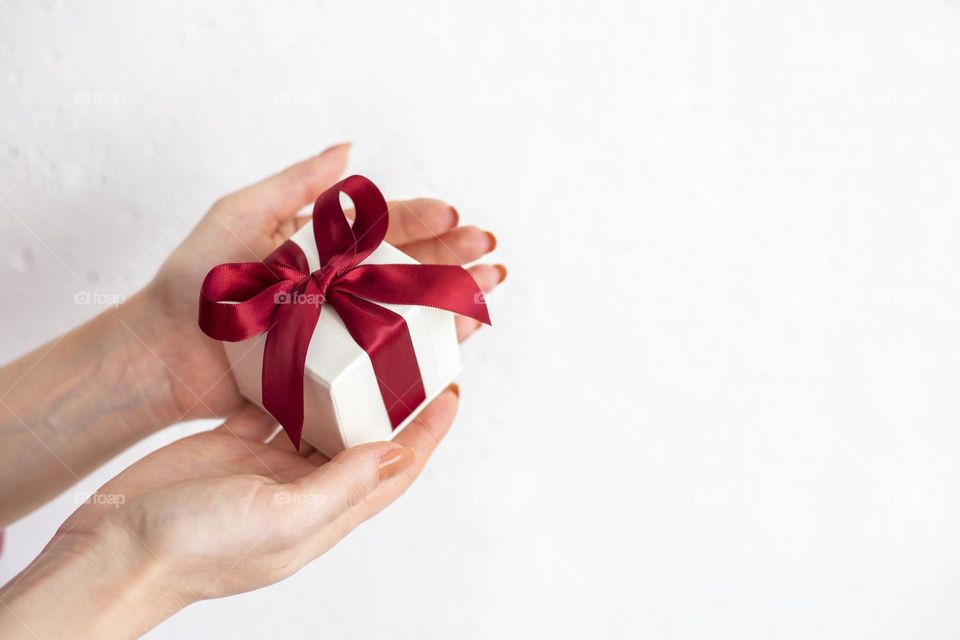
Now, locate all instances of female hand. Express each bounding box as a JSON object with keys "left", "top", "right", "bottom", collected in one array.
[
  {"left": 0, "top": 143, "right": 504, "bottom": 526},
  {"left": 0, "top": 388, "right": 461, "bottom": 638},
  {"left": 142, "top": 143, "right": 504, "bottom": 422}
]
